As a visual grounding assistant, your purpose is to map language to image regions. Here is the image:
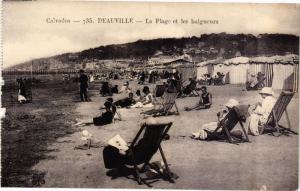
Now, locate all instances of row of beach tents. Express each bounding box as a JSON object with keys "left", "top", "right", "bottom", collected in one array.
[{"left": 140, "top": 54, "right": 298, "bottom": 92}]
